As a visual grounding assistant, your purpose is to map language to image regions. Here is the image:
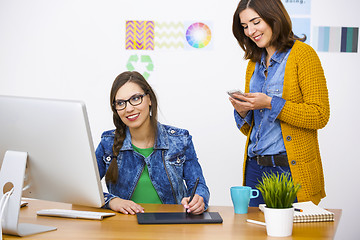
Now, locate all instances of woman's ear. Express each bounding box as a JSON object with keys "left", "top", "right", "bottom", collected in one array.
[{"left": 148, "top": 95, "right": 152, "bottom": 107}]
